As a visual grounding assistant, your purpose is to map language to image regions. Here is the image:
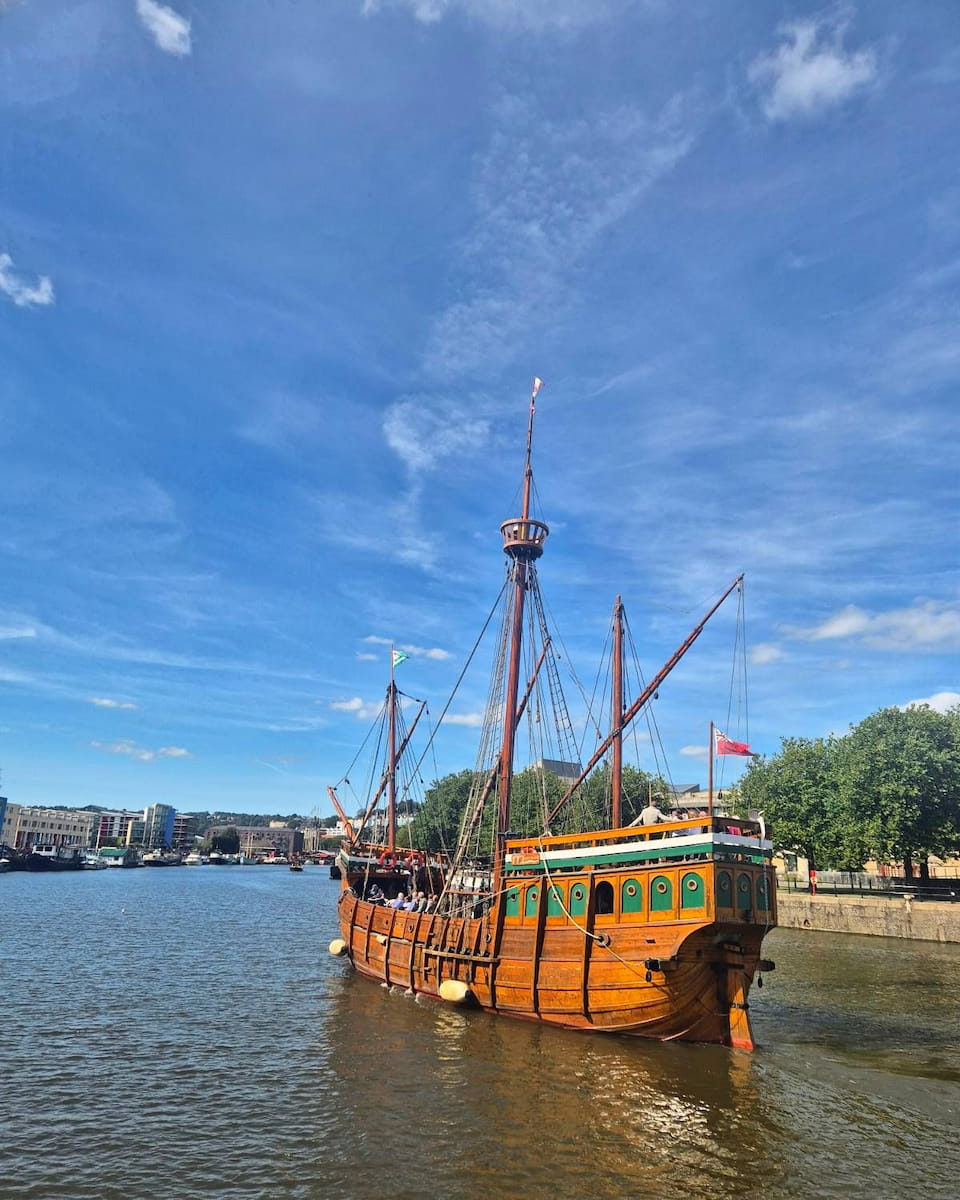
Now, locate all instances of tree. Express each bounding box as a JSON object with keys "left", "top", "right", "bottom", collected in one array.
[
  {"left": 739, "top": 737, "right": 865, "bottom": 872},
  {"left": 210, "top": 826, "right": 240, "bottom": 854},
  {"left": 833, "top": 705, "right": 960, "bottom": 878},
  {"left": 405, "top": 769, "right": 479, "bottom": 853}
]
